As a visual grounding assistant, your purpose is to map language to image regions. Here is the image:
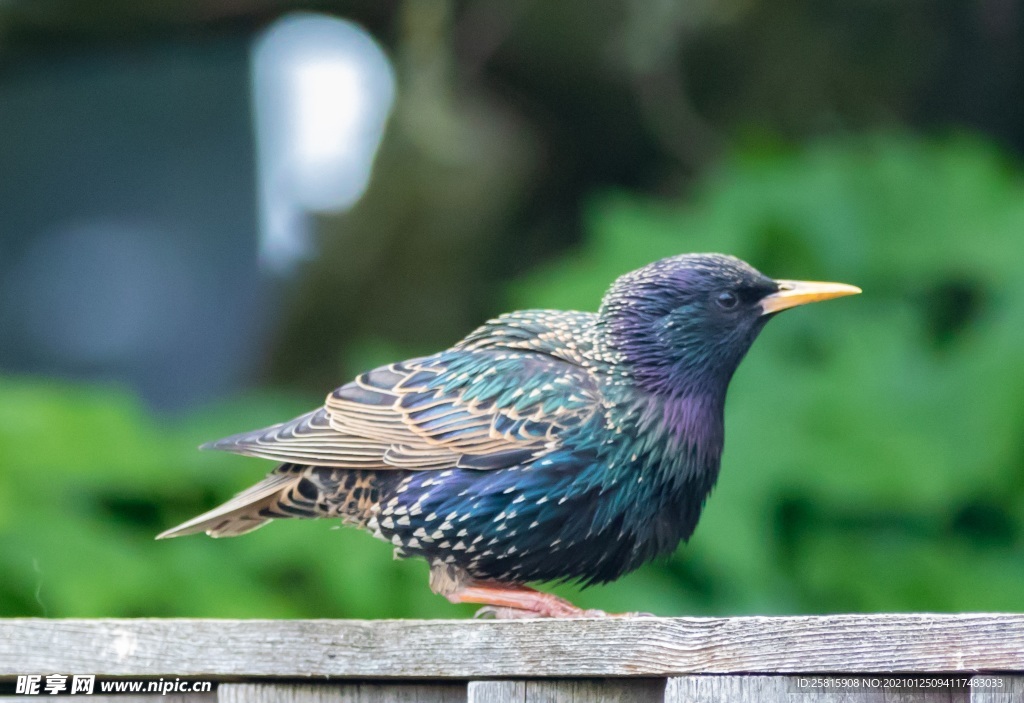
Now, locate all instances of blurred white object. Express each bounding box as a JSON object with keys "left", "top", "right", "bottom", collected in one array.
[{"left": 252, "top": 13, "right": 395, "bottom": 272}]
